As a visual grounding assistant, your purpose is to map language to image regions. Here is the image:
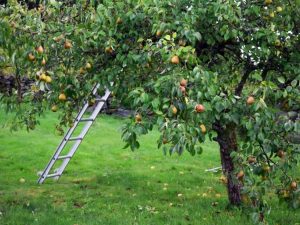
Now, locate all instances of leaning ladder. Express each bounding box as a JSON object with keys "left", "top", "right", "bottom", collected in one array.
[{"left": 37, "top": 83, "right": 111, "bottom": 184}]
